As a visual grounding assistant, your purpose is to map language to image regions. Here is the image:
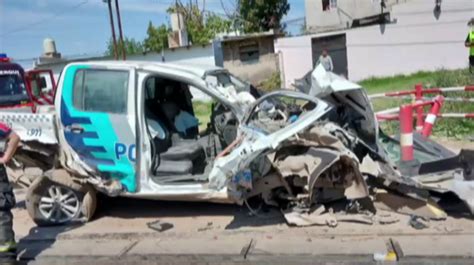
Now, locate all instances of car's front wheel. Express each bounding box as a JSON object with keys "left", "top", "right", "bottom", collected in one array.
[{"left": 26, "top": 175, "right": 97, "bottom": 226}]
